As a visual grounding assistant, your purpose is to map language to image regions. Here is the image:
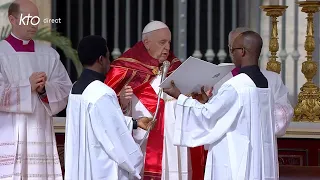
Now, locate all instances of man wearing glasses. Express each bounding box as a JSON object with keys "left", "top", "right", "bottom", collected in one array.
[
  {"left": 164, "top": 31, "right": 279, "bottom": 179},
  {"left": 224, "top": 27, "right": 293, "bottom": 137},
  {"left": 197, "top": 27, "right": 293, "bottom": 179}
]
